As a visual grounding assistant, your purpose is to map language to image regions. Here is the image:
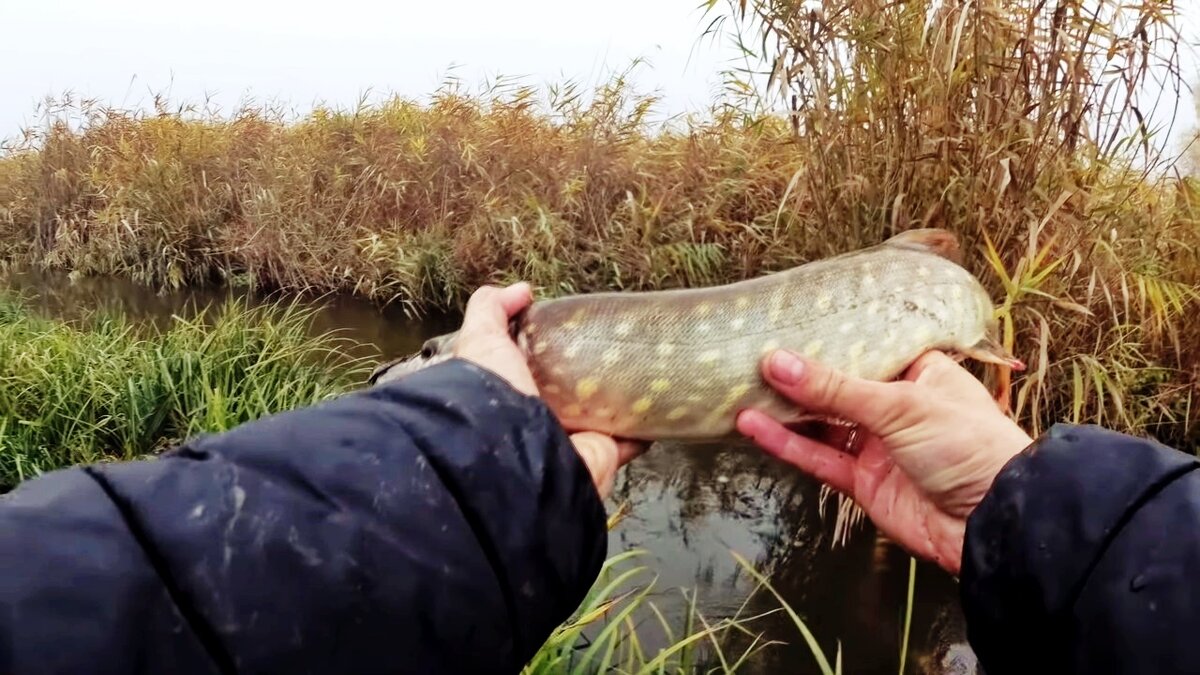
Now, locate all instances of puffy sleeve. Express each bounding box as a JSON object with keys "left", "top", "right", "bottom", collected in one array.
[
  {"left": 0, "top": 358, "right": 608, "bottom": 674},
  {"left": 961, "top": 423, "right": 1200, "bottom": 675}
]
